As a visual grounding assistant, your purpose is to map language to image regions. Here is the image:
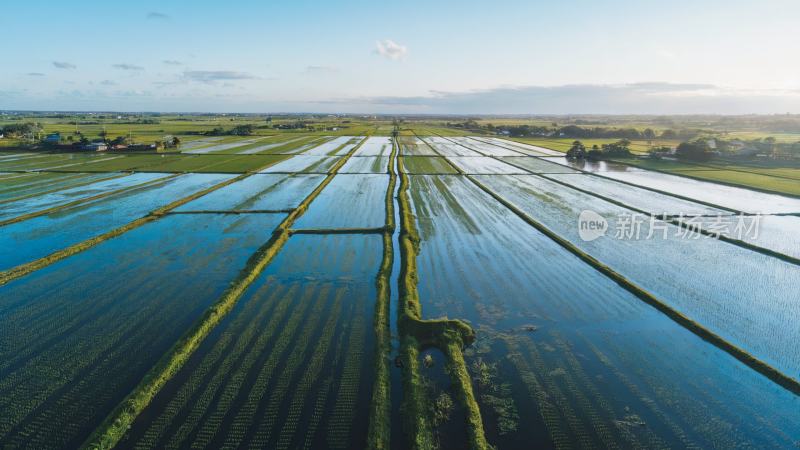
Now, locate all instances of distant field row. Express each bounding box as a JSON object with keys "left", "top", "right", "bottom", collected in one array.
[
  {"left": 0, "top": 135, "right": 799, "bottom": 449},
  {"left": 503, "top": 137, "right": 800, "bottom": 196}
]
